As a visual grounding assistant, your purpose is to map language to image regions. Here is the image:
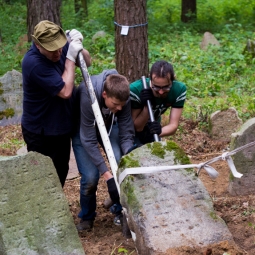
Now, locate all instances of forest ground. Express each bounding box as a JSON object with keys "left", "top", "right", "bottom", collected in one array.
[{"left": 1, "top": 119, "right": 255, "bottom": 254}]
